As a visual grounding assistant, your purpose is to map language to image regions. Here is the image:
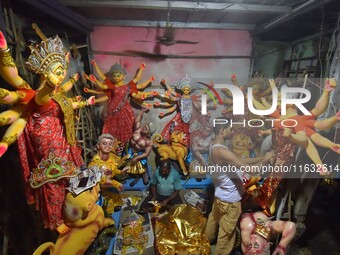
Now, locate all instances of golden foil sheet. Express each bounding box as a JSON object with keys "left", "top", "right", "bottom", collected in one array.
[{"left": 155, "top": 204, "right": 211, "bottom": 255}]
